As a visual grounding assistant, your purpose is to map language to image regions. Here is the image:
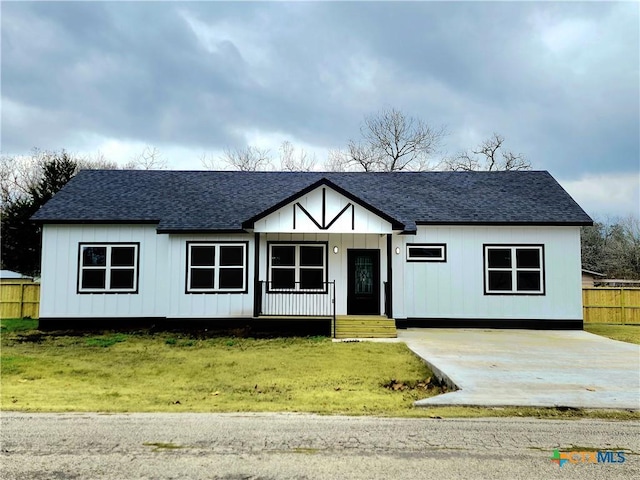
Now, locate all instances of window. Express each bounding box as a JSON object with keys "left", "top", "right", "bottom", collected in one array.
[
  {"left": 484, "top": 245, "right": 544, "bottom": 295},
  {"left": 407, "top": 244, "right": 446, "bottom": 262},
  {"left": 78, "top": 243, "right": 139, "bottom": 293},
  {"left": 268, "top": 243, "right": 327, "bottom": 291},
  {"left": 186, "top": 242, "right": 247, "bottom": 293}
]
